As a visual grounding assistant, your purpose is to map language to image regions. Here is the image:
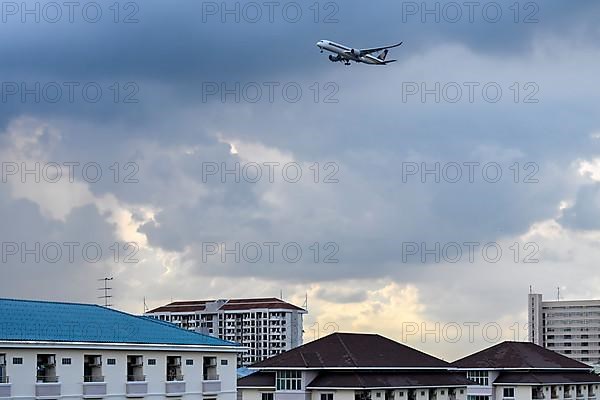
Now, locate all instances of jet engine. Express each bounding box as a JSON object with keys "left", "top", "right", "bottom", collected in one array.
[{"left": 329, "top": 54, "right": 342, "bottom": 62}]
